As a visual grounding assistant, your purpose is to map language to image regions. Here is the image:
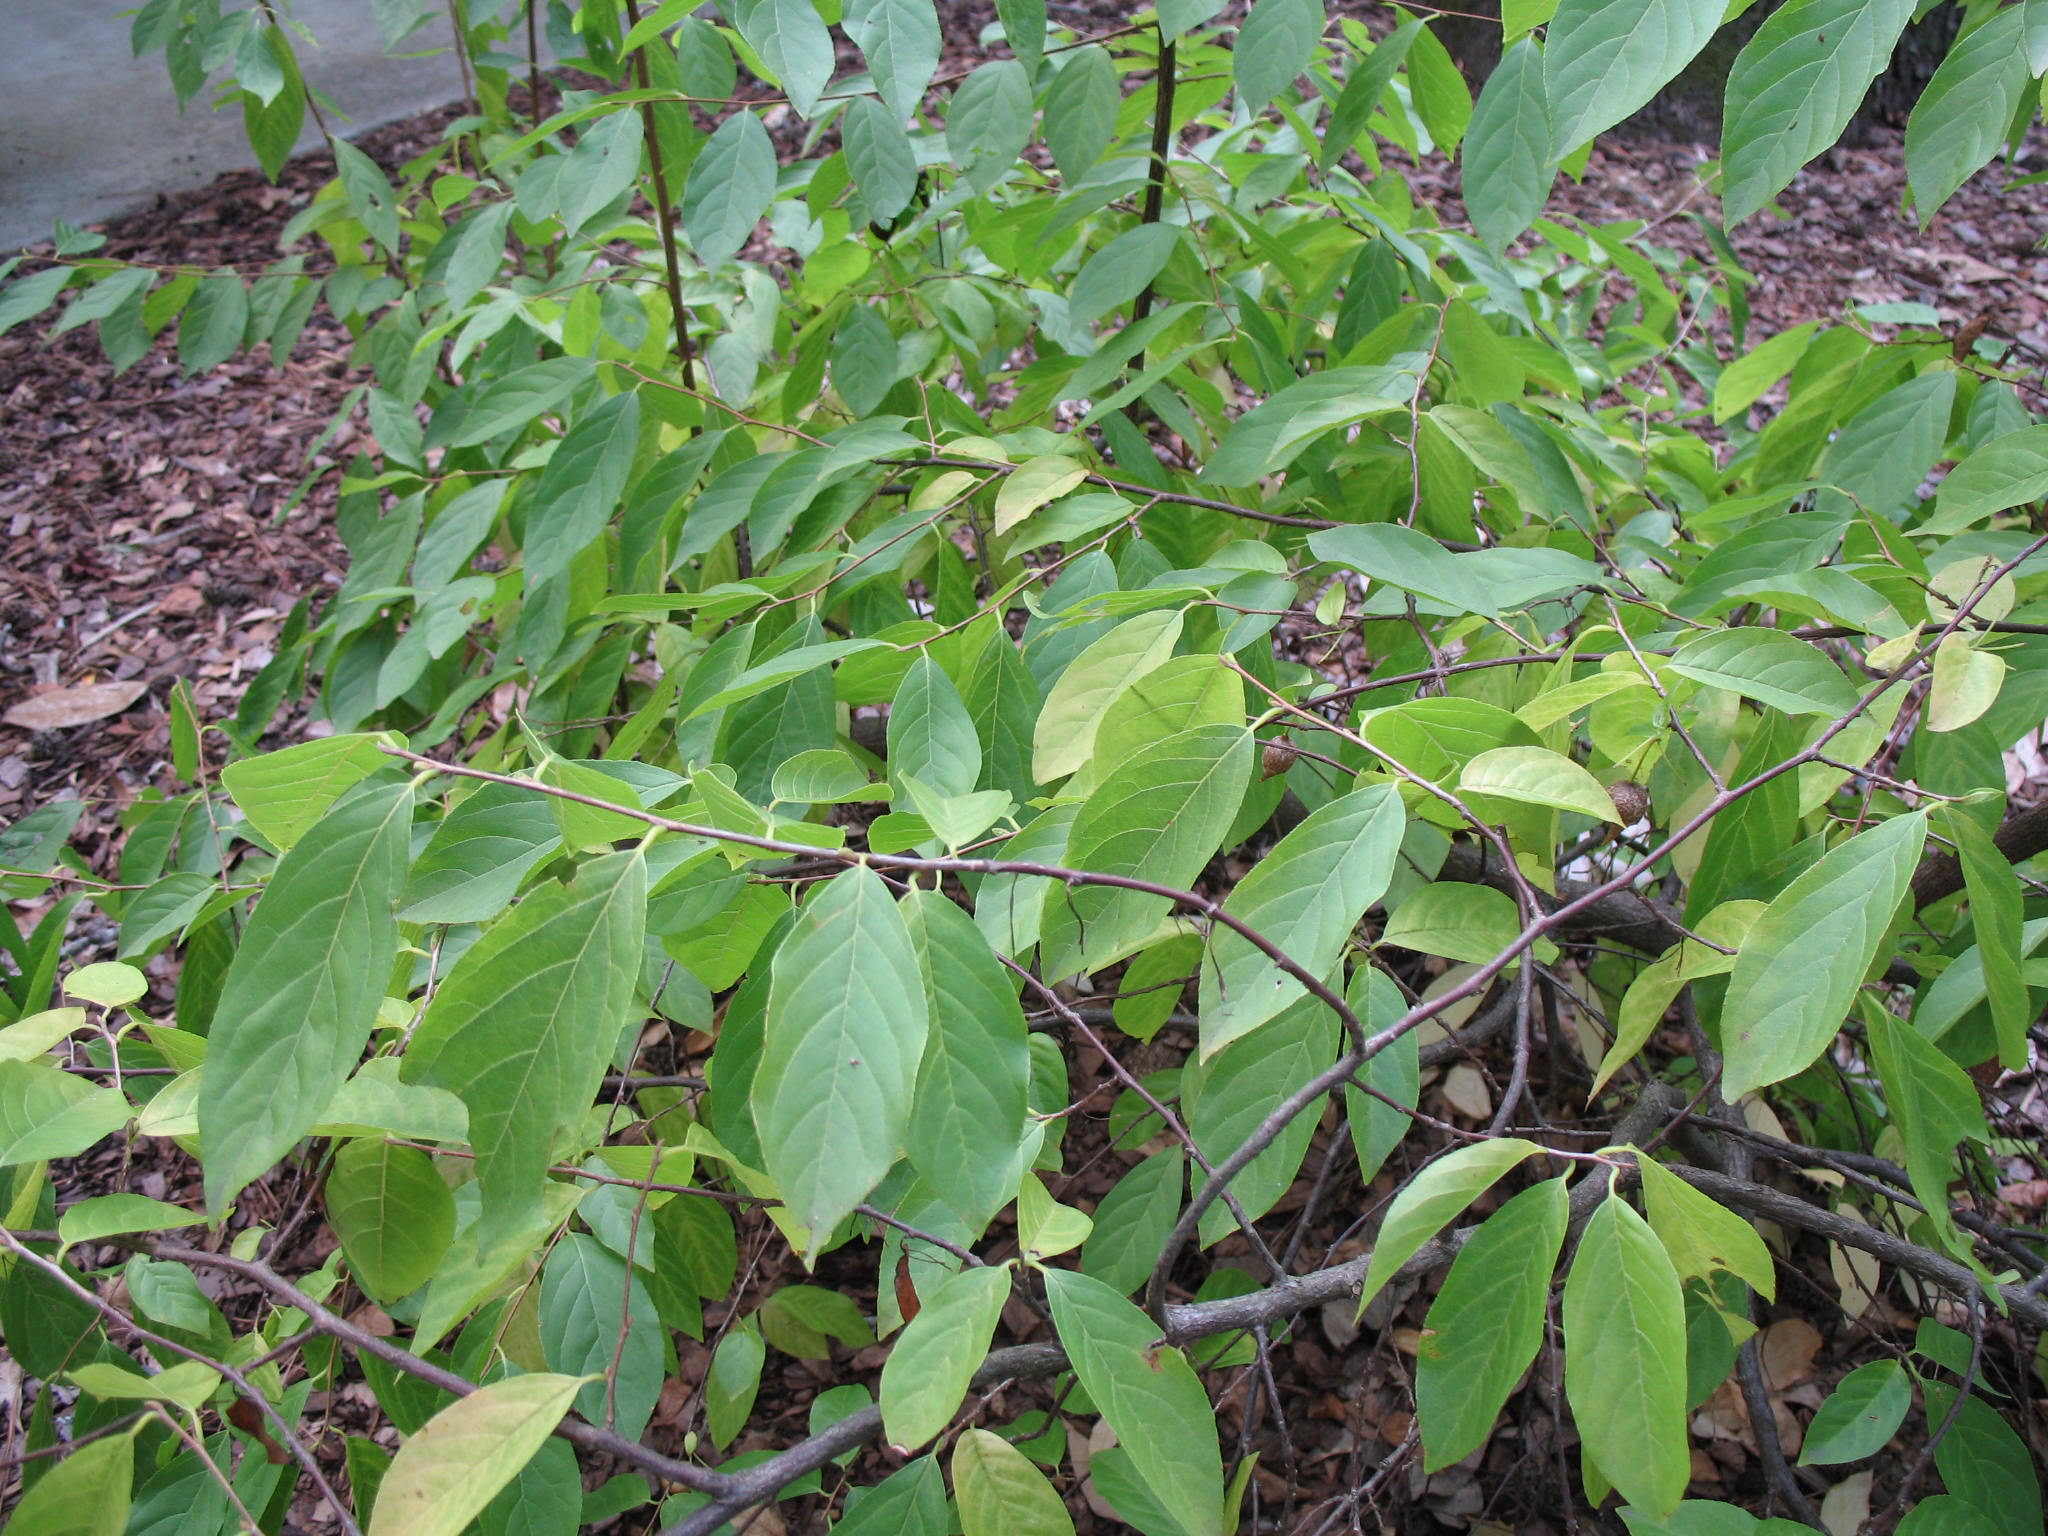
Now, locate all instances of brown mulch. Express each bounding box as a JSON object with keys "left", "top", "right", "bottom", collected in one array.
[{"left": 5, "top": 13, "right": 2048, "bottom": 1535}]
